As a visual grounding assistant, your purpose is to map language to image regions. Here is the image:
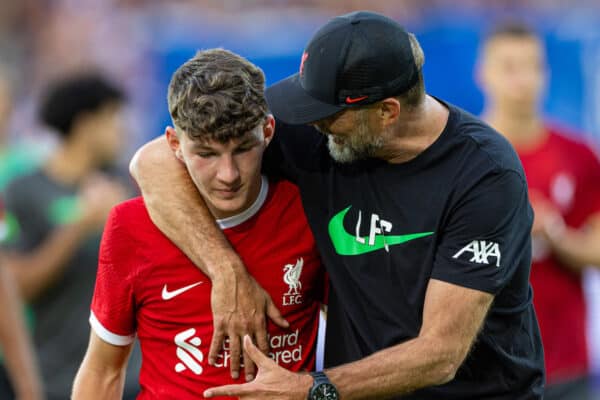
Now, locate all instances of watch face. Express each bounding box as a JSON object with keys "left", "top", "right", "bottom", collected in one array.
[{"left": 312, "top": 383, "right": 339, "bottom": 400}]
